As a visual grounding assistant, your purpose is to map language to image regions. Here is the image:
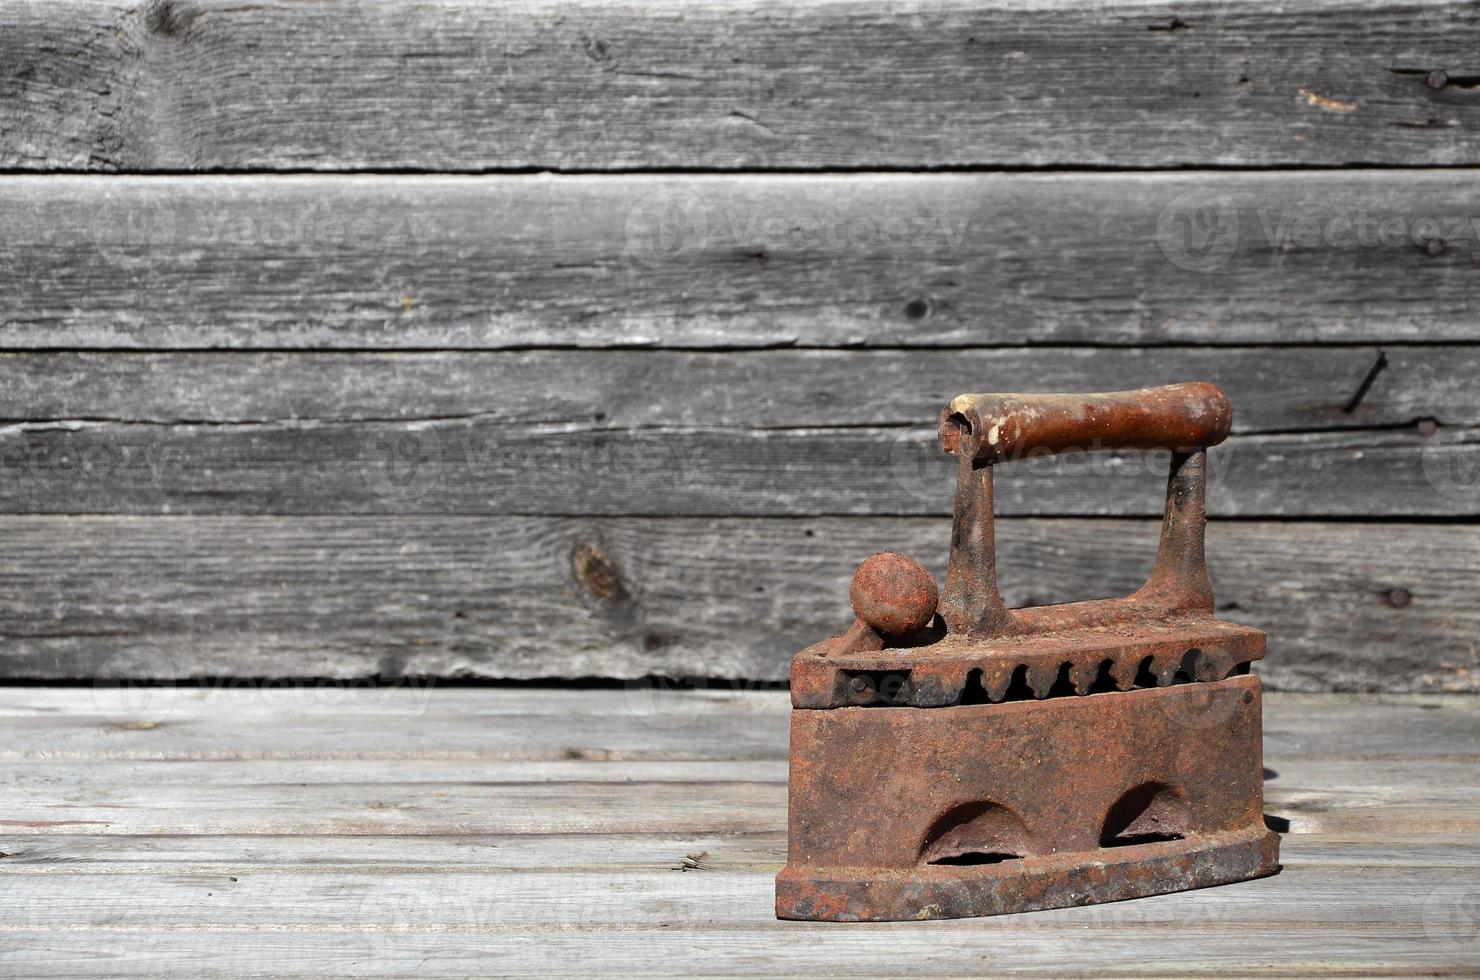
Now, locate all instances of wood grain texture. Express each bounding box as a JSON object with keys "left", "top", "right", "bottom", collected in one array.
[
  {"left": 2, "top": 346, "right": 1468, "bottom": 521},
  {"left": 1, "top": 756, "right": 1475, "bottom": 835},
  {"left": 8, "top": 0, "right": 1480, "bottom": 170},
  {"left": 0, "top": 517, "right": 1472, "bottom": 690},
  {"left": 0, "top": 862, "right": 1470, "bottom": 926},
  {"left": 0, "top": 928, "right": 1469, "bottom": 978},
  {"left": 9, "top": 831, "right": 1480, "bottom": 870},
  {"left": 9, "top": 172, "right": 1480, "bottom": 348},
  {"left": 0, "top": 689, "right": 1475, "bottom": 976},
  {"left": 0, "top": 418, "right": 1468, "bottom": 516},
  {"left": 6, "top": 686, "right": 1477, "bottom": 759},
  {"left": 0, "top": 346, "right": 1464, "bottom": 432}
]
